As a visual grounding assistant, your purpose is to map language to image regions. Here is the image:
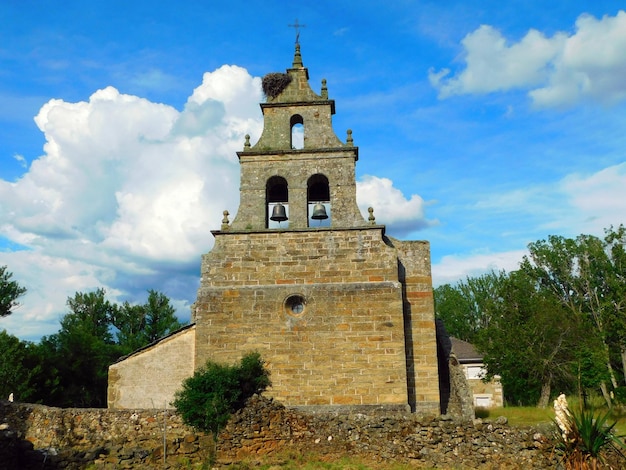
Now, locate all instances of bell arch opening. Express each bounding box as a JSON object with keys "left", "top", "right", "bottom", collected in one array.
[
  {"left": 290, "top": 114, "right": 304, "bottom": 149},
  {"left": 267, "top": 176, "right": 289, "bottom": 229},
  {"left": 307, "top": 174, "right": 331, "bottom": 227}
]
